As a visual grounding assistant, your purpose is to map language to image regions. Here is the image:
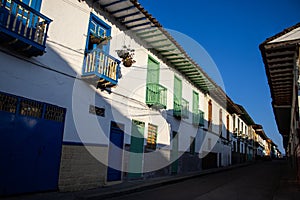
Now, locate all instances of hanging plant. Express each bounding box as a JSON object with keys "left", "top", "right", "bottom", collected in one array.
[
  {"left": 90, "top": 34, "right": 112, "bottom": 45},
  {"left": 116, "top": 45, "right": 136, "bottom": 67},
  {"left": 116, "top": 49, "right": 130, "bottom": 59},
  {"left": 123, "top": 54, "right": 136, "bottom": 67}
]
